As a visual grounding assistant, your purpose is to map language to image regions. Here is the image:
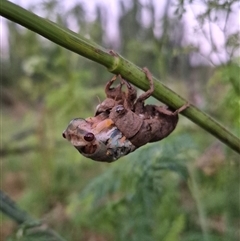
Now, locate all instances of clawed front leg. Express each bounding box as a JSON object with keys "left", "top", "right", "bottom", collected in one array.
[
  {"left": 105, "top": 75, "right": 123, "bottom": 100},
  {"left": 134, "top": 67, "right": 154, "bottom": 114},
  {"left": 120, "top": 78, "right": 137, "bottom": 109},
  {"left": 136, "top": 67, "right": 154, "bottom": 103}
]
